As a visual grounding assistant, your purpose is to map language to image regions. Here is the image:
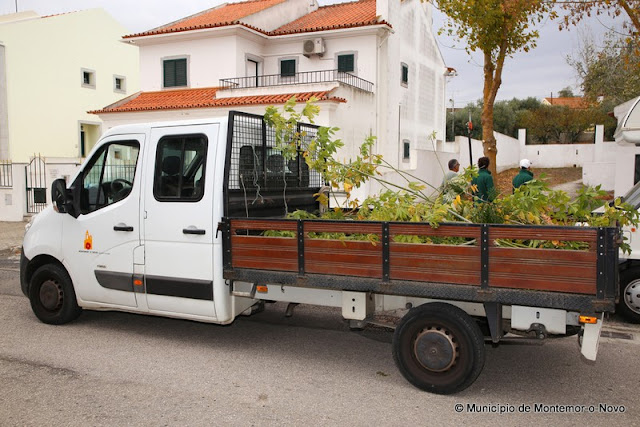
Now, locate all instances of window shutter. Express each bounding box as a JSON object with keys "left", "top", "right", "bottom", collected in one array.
[
  {"left": 164, "top": 60, "right": 175, "bottom": 88},
  {"left": 175, "top": 59, "right": 187, "bottom": 86},
  {"left": 164, "top": 59, "right": 187, "bottom": 88},
  {"left": 338, "top": 55, "right": 354, "bottom": 73},
  {"left": 280, "top": 60, "right": 295, "bottom": 77}
]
